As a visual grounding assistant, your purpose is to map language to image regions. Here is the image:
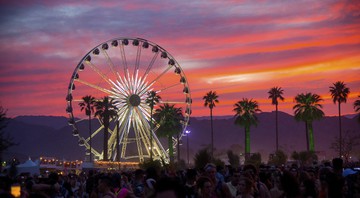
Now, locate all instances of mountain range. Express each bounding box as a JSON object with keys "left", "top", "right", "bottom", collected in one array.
[{"left": 3, "top": 112, "right": 360, "bottom": 163}]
